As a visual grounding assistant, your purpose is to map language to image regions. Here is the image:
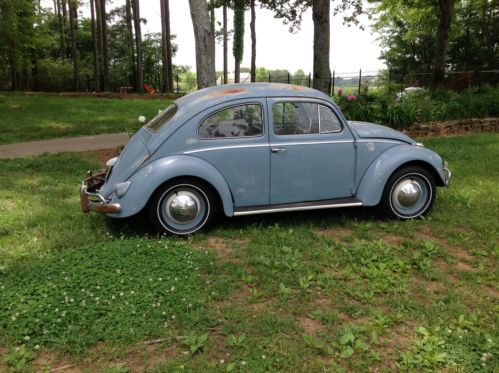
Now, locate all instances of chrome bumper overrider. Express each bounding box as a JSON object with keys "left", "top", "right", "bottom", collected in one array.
[
  {"left": 80, "top": 170, "right": 121, "bottom": 214},
  {"left": 443, "top": 161, "right": 451, "bottom": 186}
]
